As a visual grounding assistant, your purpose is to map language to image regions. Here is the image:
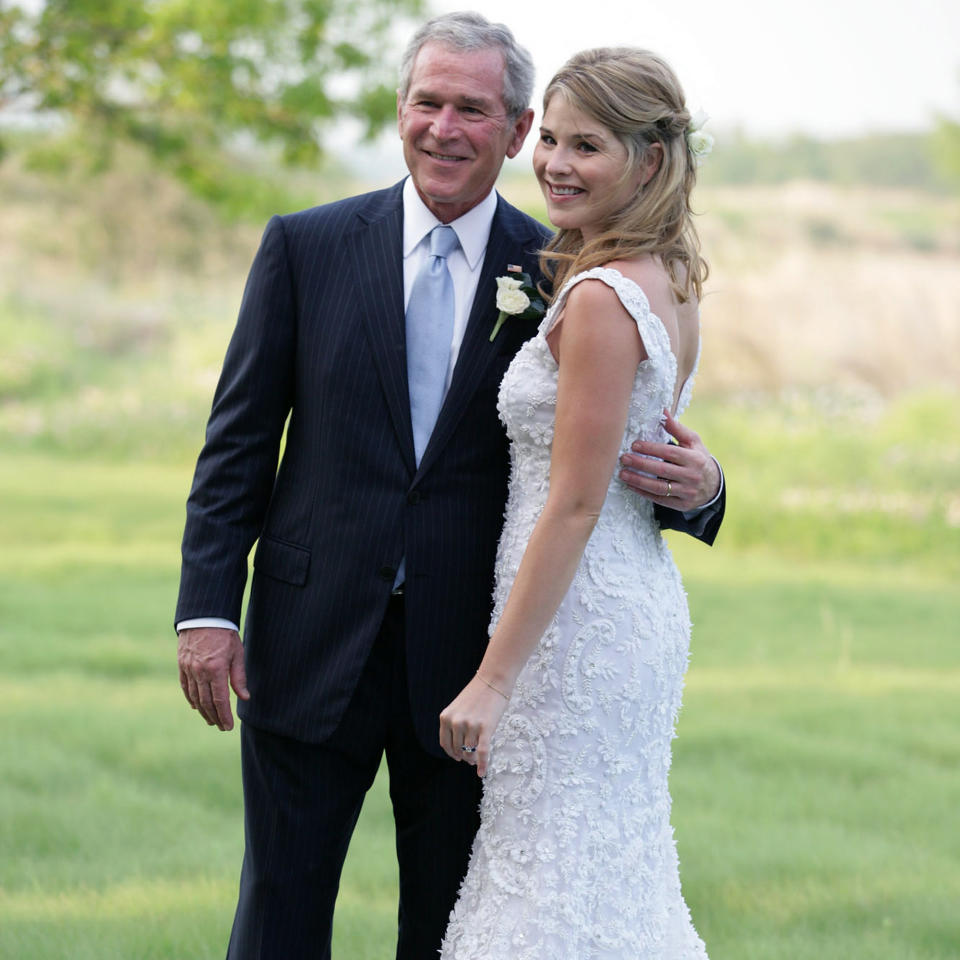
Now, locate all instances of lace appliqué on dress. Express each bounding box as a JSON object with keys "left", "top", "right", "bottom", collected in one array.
[{"left": 440, "top": 267, "right": 708, "bottom": 960}]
